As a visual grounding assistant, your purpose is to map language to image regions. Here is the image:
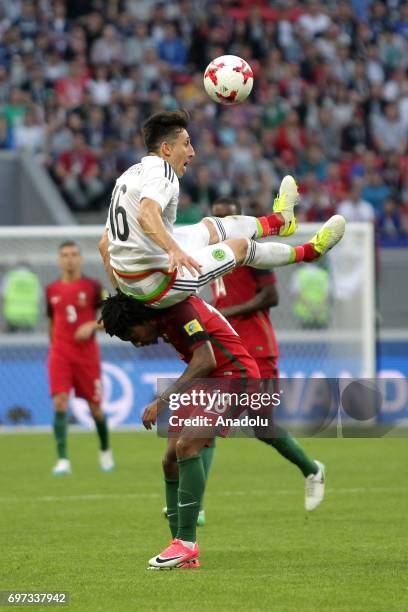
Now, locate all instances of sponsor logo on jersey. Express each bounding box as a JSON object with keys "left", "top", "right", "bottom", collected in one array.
[
  {"left": 184, "top": 319, "right": 203, "bottom": 336},
  {"left": 212, "top": 248, "right": 226, "bottom": 261}
]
